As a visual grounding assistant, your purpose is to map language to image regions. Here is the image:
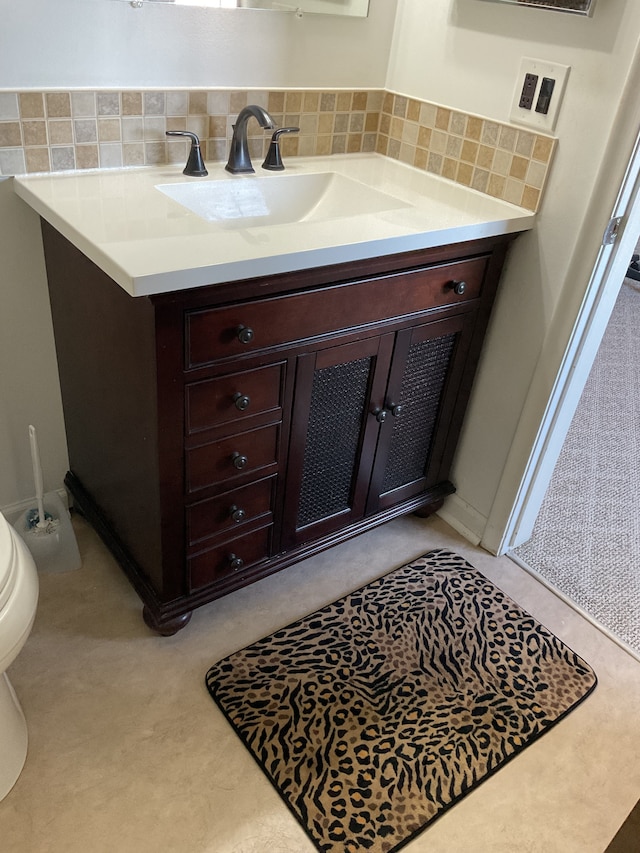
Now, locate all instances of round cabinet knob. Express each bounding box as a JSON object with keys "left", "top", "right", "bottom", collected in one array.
[
  {"left": 231, "top": 451, "right": 248, "bottom": 470},
  {"left": 236, "top": 325, "right": 254, "bottom": 345},
  {"left": 228, "top": 553, "right": 244, "bottom": 571},
  {"left": 372, "top": 407, "right": 387, "bottom": 423},
  {"left": 229, "top": 504, "right": 246, "bottom": 523},
  {"left": 233, "top": 392, "right": 251, "bottom": 412},
  {"left": 389, "top": 403, "right": 403, "bottom": 418},
  {"left": 450, "top": 280, "right": 466, "bottom": 295}
]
